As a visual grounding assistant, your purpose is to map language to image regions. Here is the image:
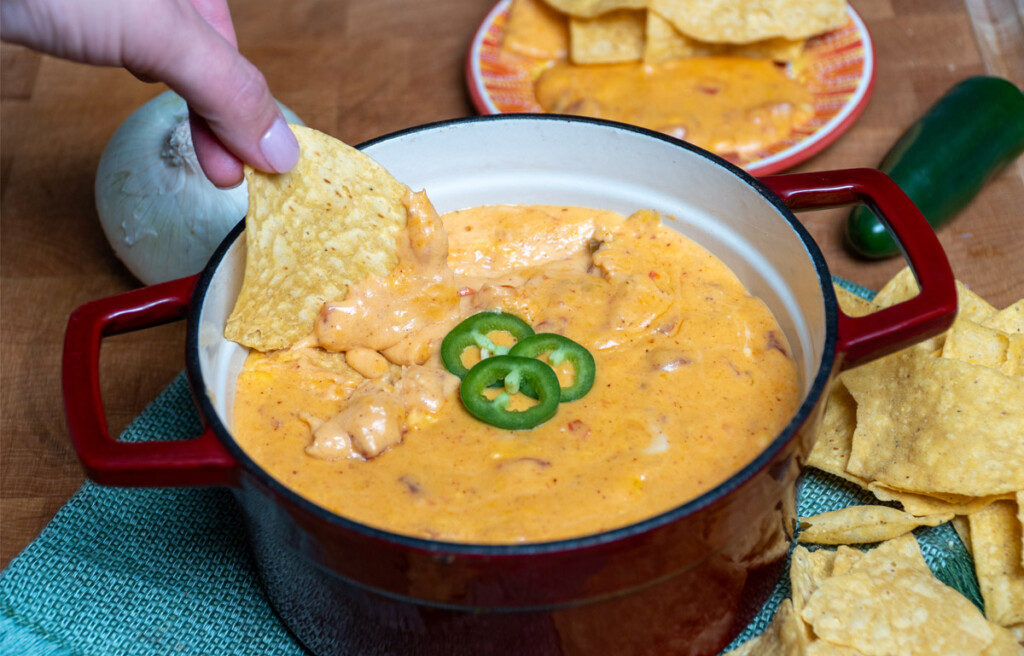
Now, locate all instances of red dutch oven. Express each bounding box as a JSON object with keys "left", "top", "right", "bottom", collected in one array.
[{"left": 63, "top": 116, "right": 956, "bottom": 656}]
